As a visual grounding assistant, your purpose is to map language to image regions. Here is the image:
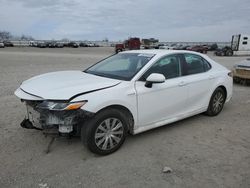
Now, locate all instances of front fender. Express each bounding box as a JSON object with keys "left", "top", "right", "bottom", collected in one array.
[{"left": 71, "top": 82, "right": 138, "bottom": 125}]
